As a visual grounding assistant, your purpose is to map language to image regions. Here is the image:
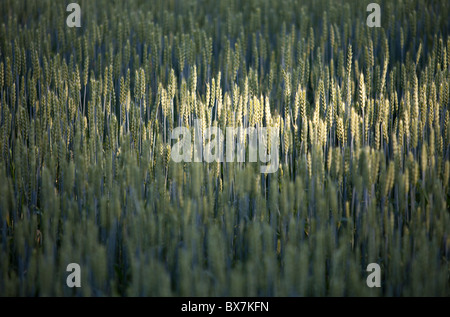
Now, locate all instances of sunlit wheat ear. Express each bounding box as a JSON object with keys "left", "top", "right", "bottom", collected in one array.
[
  {"left": 443, "top": 111, "right": 450, "bottom": 149},
  {"left": 358, "top": 73, "right": 366, "bottom": 113},
  {"left": 335, "top": 116, "right": 343, "bottom": 146}
]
